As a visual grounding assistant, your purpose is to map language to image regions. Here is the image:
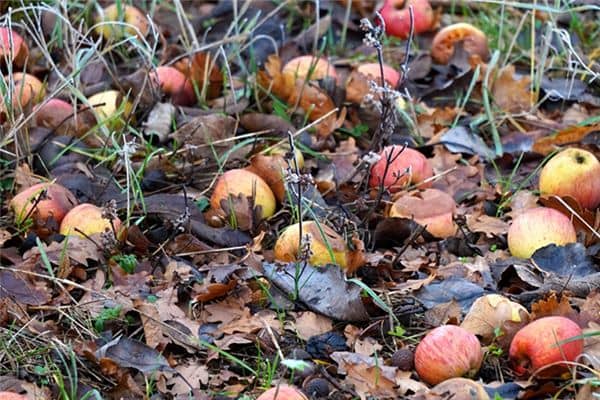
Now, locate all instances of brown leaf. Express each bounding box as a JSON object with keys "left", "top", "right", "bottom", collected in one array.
[
  {"left": 532, "top": 125, "right": 600, "bottom": 156},
  {"left": 174, "top": 52, "right": 222, "bottom": 99},
  {"left": 530, "top": 293, "right": 578, "bottom": 321},
  {"left": 466, "top": 213, "right": 509, "bottom": 237},
  {"left": 0, "top": 271, "right": 50, "bottom": 305},
  {"left": 169, "top": 114, "right": 239, "bottom": 161},
  {"left": 290, "top": 311, "right": 333, "bottom": 340},
  {"left": 492, "top": 65, "right": 535, "bottom": 113},
  {"left": 134, "top": 299, "right": 166, "bottom": 349}
]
